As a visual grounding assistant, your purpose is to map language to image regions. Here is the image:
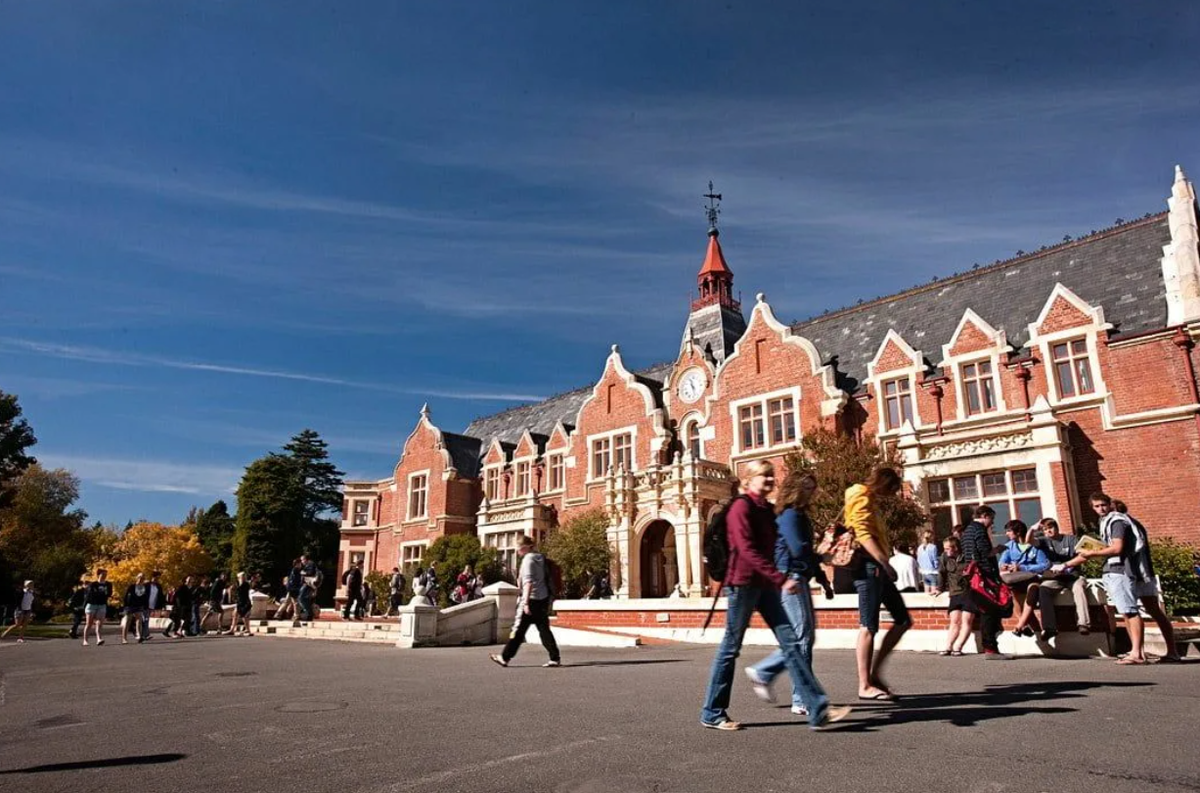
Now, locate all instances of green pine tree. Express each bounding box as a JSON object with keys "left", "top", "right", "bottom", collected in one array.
[
  {"left": 231, "top": 455, "right": 303, "bottom": 580},
  {"left": 195, "top": 500, "right": 237, "bottom": 574}
]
